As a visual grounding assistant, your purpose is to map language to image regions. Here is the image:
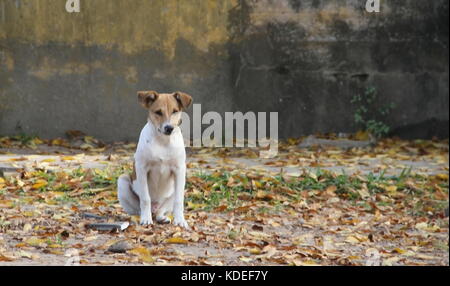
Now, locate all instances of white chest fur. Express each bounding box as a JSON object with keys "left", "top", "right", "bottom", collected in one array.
[{"left": 134, "top": 123, "right": 186, "bottom": 202}]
